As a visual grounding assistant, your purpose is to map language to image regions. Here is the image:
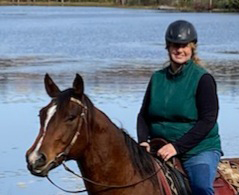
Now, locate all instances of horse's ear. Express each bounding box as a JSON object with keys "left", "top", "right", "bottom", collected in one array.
[
  {"left": 73, "top": 73, "right": 84, "bottom": 96},
  {"left": 44, "top": 73, "right": 60, "bottom": 98}
]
